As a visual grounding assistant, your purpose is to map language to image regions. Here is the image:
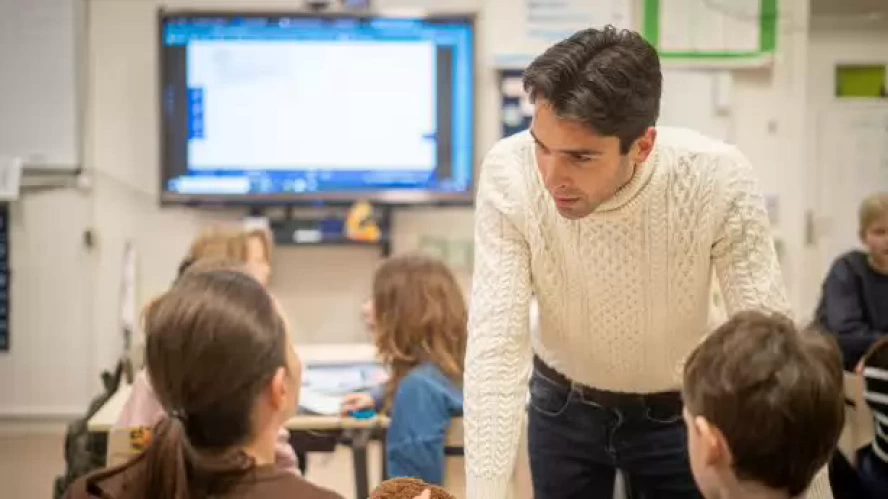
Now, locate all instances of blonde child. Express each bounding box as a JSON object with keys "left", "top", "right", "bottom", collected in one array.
[
  {"left": 67, "top": 269, "right": 340, "bottom": 499},
  {"left": 682, "top": 311, "right": 845, "bottom": 499},
  {"left": 815, "top": 192, "right": 888, "bottom": 370},
  {"left": 176, "top": 227, "right": 273, "bottom": 286},
  {"left": 342, "top": 254, "right": 466, "bottom": 485}
]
